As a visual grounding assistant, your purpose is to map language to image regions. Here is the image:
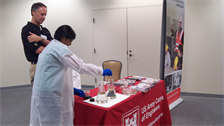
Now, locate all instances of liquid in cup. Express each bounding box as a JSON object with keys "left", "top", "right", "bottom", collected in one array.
[
  {"left": 107, "top": 79, "right": 116, "bottom": 99},
  {"left": 96, "top": 81, "right": 107, "bottom": 104}
]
